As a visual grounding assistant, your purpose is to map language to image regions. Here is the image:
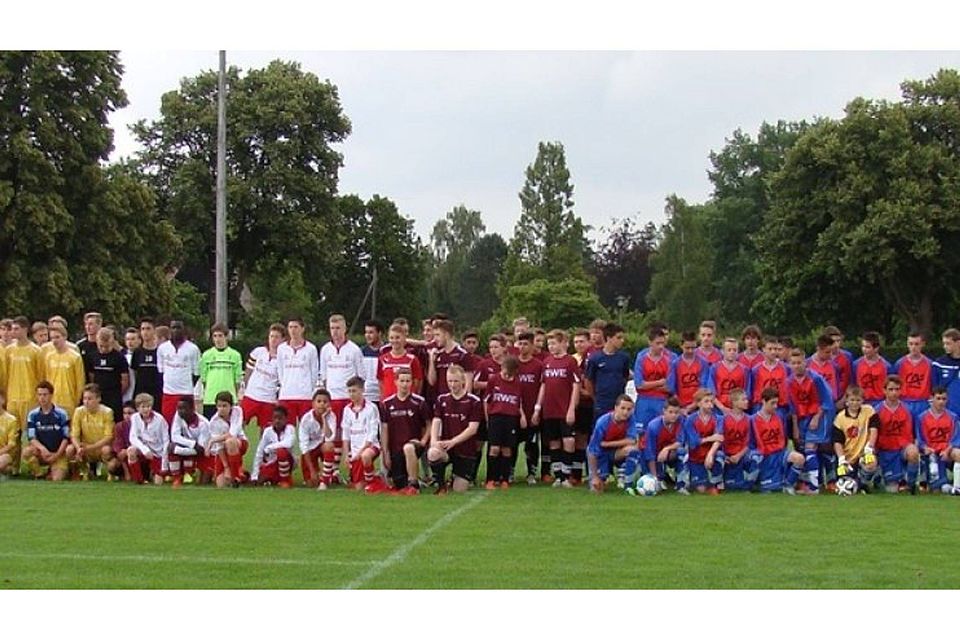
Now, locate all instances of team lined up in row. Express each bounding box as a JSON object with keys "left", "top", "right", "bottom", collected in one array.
[{"left": 1, "top": 312, "right": 960, "bottom": 494}]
